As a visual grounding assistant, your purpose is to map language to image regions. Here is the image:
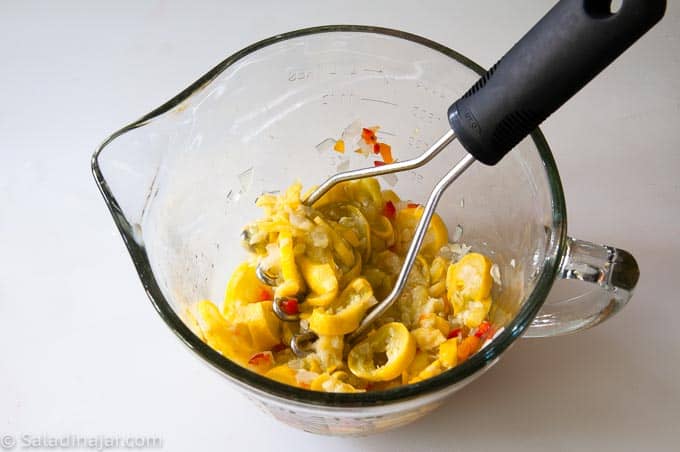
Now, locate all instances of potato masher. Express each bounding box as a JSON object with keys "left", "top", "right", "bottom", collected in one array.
[{"left": 259, "top": 0, "right": 666, "bottom": 355}]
